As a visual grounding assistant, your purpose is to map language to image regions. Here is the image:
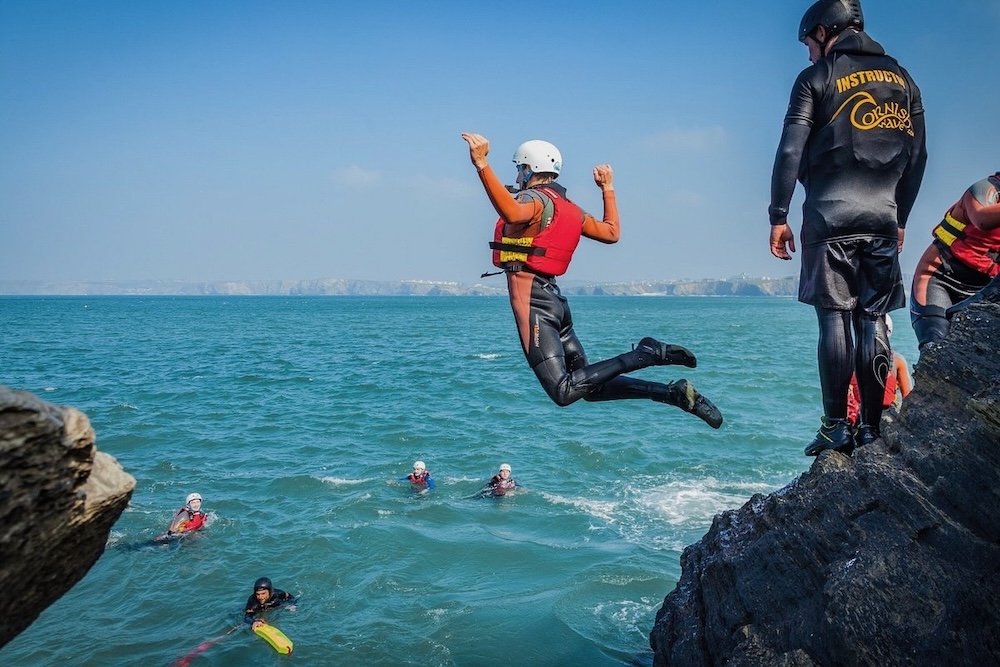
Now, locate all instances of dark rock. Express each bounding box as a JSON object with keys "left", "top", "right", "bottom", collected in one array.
[
  {"left": 650, "top": 301, "right": 1000, "bottom": 666},
  {"left": 0, "top": 387, "right": 135, "bottom": 648}
]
